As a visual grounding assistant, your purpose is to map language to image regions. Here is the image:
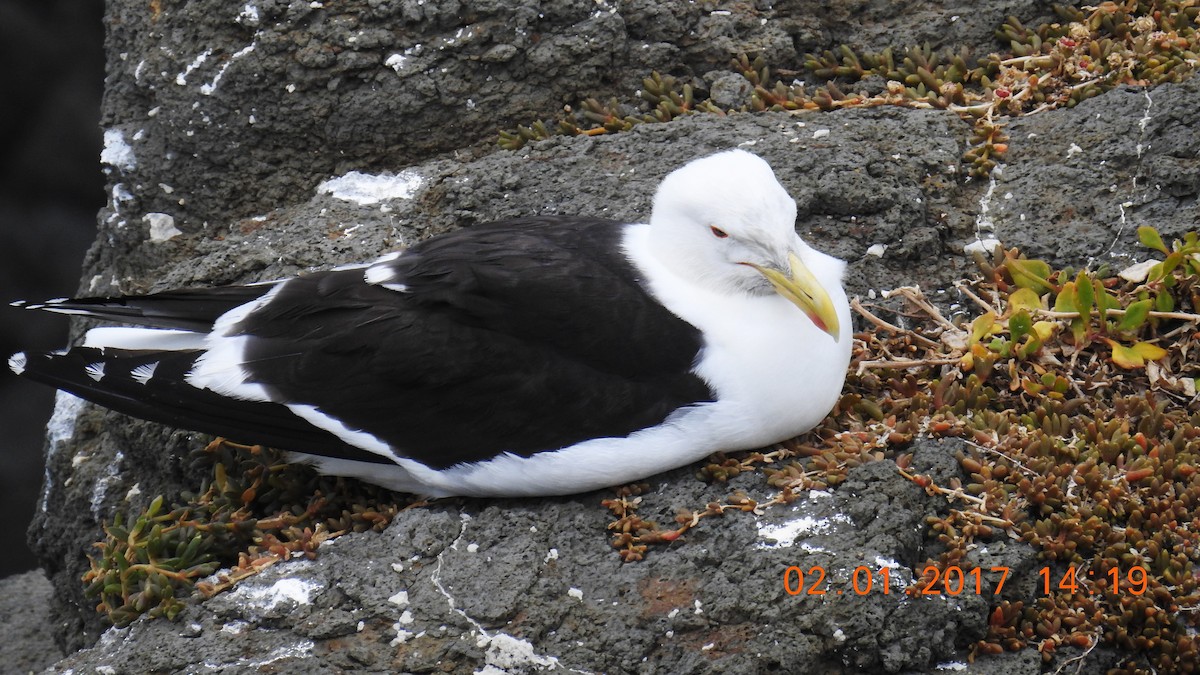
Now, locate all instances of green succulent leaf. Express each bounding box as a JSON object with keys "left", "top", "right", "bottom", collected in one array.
[
  {"left": 1008, "top": 257, "right": 1055, "bottom": 294},
  {"left": 1009, "top": 309, "right": 1033, "bottom": 344},
  {"left": 1053, "top": 281, "right": 1078, "bottom": 313},
  {"left": 1131, "top": 341, "right": 1167, "bottom": 362},
  {"left": 1137, "top": 225, "right": 1168, "bottom": 254},
  {"left": 1116, "top": 299, "right": 1153, "bottom": 333},
  {"left": 1154, "top": 290, "right": 1175, "bottom": 313},
  {"left": 1106, "top": 339, "right": 1144, "bottom": 369},
  {"left": 970, "top": 312, "right": 998, "bottom": 345},
  {"left": 1009, "top": 287, "right": 1043, "bottom": 313},
  {"left": 1074, "top": 271, "right": 1095, "bottom": 319}
]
